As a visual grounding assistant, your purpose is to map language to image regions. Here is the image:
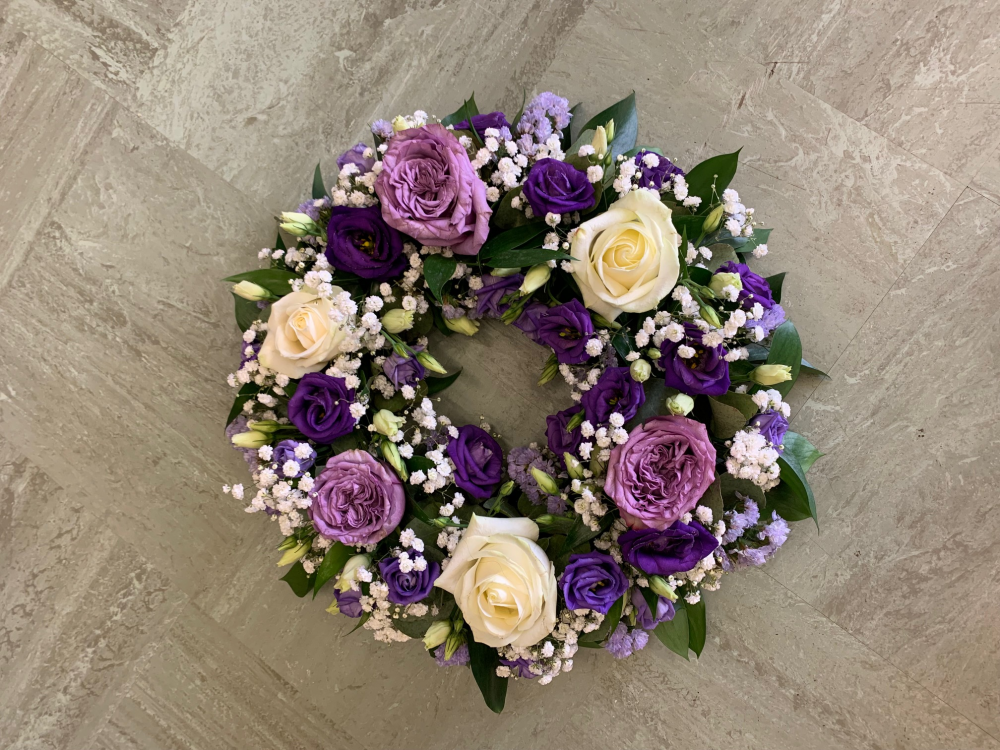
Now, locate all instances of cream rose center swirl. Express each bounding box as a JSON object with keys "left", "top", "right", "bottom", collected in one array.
[
  {"left": 595, "top": 223, "right": 660, "bottom": 296},
  {"left": 287, "top": 306, "right": 324, "bottom": 349}
]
